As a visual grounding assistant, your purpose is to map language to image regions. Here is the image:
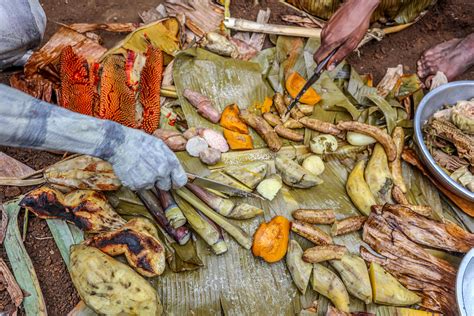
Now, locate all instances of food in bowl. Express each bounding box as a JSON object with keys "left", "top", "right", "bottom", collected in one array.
[{"left": 422, "top": 99, "right": 474, "bottom": 192}]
